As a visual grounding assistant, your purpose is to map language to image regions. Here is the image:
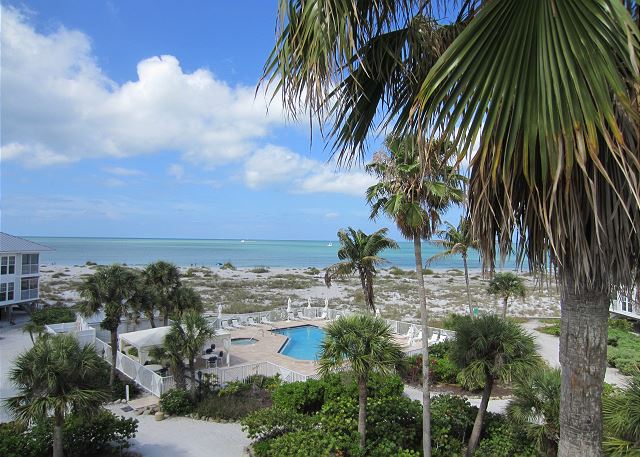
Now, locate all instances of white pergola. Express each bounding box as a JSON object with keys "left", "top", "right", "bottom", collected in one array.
[{"left": 119, "top": 326, "right": 172, "bottom": 364}]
